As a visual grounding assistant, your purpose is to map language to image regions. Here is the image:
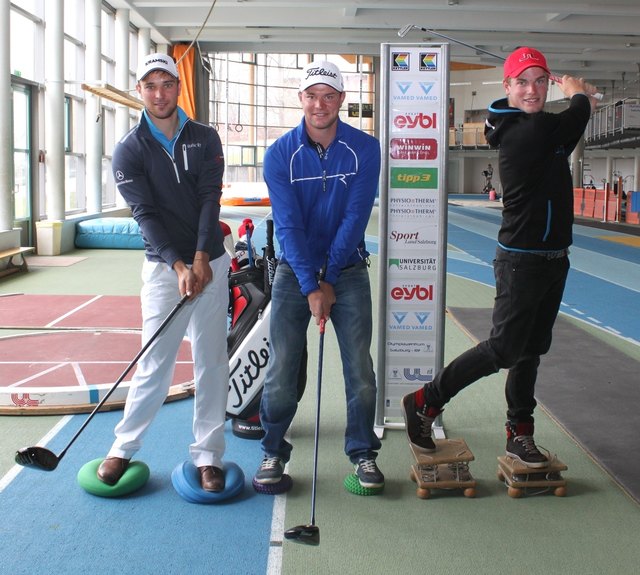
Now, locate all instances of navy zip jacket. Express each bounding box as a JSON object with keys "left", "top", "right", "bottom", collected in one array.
[
  {"left": 264, "top": 118, "right": 381, "bottom": 295},
  {"left": 485, "top": 93, "right": 591, "bottom": 251},
  {"left": 112, "top": 110, "right": 225, "bottom": 267}
]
